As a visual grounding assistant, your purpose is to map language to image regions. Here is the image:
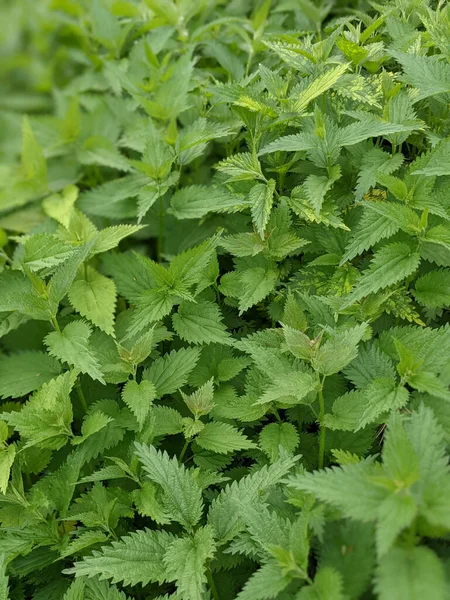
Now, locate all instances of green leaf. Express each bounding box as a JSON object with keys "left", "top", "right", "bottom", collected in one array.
[
  {"left": 134, "top": 443, "right": 203, "bottom": 529},
  {"left": 376, "top": 493, "right": 417, "bottom": 557},
  {"left": 325, "top": 390, "right": 367, "bottom": 431},
  {"left": 0, "top": 554, "right": 9, "bottom": 600},
  {"left": 0, "top": 351, "right": 61, "bottom": 399},
  {"left": 363, "top": 201, "right": 420, "bottom": 233},
  {"left": 250, "top": 179, "right": 276, "bottom": 239},
  {"left": 71, "top": 411, "right": 113, "bottom": 446},
  {"left": 172, "top": 300, "right": 233, "bottom": 346},
  {"left": 163, "top": 526, "right": 216, "bottom": 600},
  {"left": 181, "top": 379, "right": 215, "bottom": 418},
  {"left": 47, "top": 241, "right": 95, "bottom": 309},
  {"left": 170, "top": 185, "right": 247, "bottom": 219},
  {"left": 236, "top": 560, "right": 291, "bottom": 600},
  {"left": 122, "top": 380, "right": 156, "bottom": 429},
  {"left": 341, "top": 209, "right": 400, "bottom": 264},
  {"left": 78, "top": 136, "right": 132, "bottom": 172},
  {"left": 21, "top": 116, "right": 47, "bottom": 184},
  {"left": 18, "top": 234, "right": 75, "bottom": 271},
  {"left": 313, "top": 323, "right": 368, "bottom": 376},
  {"left": 375, "top": 546, "right": 447, "bottom": 600},
  {"left": 318, "top": 521, "right": 375, "bottom": 598},
  {"left": 45, "top": 320, "right": 105, "bottom": 383},
  {"left": 0, "top": 445, "right": 16, "bottom": 494},
  {"left": 68, "top": 529, "right": 174, "bottom": 586},
  {"left": 259, "top": 422, "right": 299, "bottom": 461},
  {"left": 92, "top": 225, "right": 144, "bottom": 255},
  {"left": 216, "top": 152, "right": 264, "bottom": 182},
  {"left": 282, "top": 324, "right": 313, "bottom": 360},
  {"left": 196, "top": 422, "right": 255, "bottom": 454},
  {"left": 63, "top": 578, "right": 85, "bottom": 600},
  {"left": 297, "top": 567, "right": 344, "bottom": 600},
  {"left": 414, "top": 269, "right": 450, "bottom": 308},
  {"left": 2, "top": 372, "right": 75, "bottom": 450},
  {"left": 287, "top": 461, "right": 386, "bottom": 521},
  {"left": 392, "top": 51, "right": 450, "bottom": 102},
  {"left": 208, "top": 454, "right": 299, "bottom": 543},
  {"left": 356, "top": 379, "right": 409, "bottom": 430},
  {"left": 143, "top": 347, "right": 201, "bottom": 398},
  {"left": 69, "top": 267, "right": 117, "bottom": 335},
  {"left": 341, "top": 243, "right": 421, "bottom": 308},
  {"left": 238, "top": 267, "right": 278, "bottom": 313},
  {"left": 292, "top": 64, "right": 348, "bottom": 112}
]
